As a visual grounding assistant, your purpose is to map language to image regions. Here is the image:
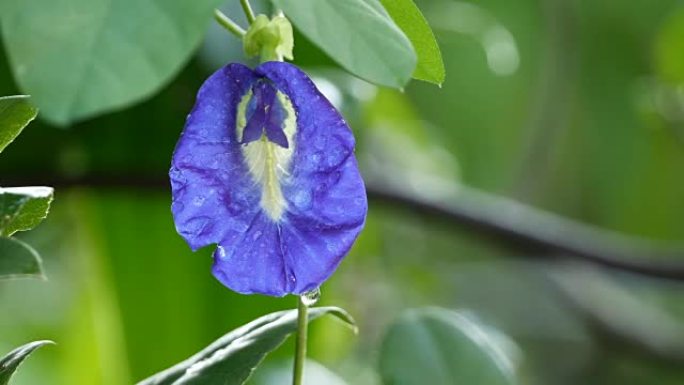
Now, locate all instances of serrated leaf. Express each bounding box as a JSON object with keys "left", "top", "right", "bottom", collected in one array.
[
  {"left": 0, "top": 187, "right": 54, "bottom": 237},
  {"left": 0, "top": 237, "right": 44, "bottom": 279},
  {"left": 0, "top": 0, "right": 224, "bottom": 125},
  {"left": 271, "top": 0, "right": 417, "bottom": 88},
  {"left": 137, "top": 307, "right": 355, "bottom": 385},
  {"left": 0, "top": 340, "right": 53, "bottom": 384},
  {"left": 379, "top": 0, "right": 445, "bottom": 84},
  {"left": 380, "top": 308, "right": 518, "bottom": 385},
  {"left": 0, "top": 95, "right": 38, "bottom": 154}
]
